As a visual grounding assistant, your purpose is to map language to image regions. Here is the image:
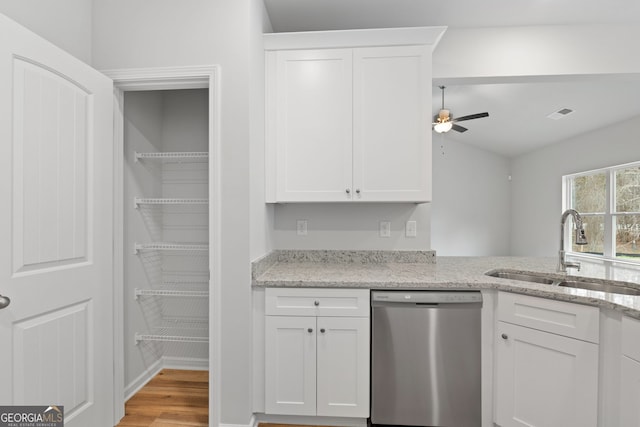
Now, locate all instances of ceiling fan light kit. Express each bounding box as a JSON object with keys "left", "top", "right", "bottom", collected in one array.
[
  {"left": 433, "top": 121, "right": 453, "bottom": 133},
  {"left": 432, "top": 86, "right": 489, "bottom": 133}
]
